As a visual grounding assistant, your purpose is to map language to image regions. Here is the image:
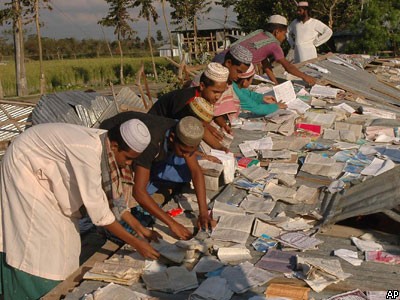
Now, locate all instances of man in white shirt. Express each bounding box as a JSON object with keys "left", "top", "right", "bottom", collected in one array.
[
  {"left": 287, "top": 1, "right": 333, "bottom": 63},
  {"left": 0, "top": 121, "right": 160, "bottom": 299}
]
